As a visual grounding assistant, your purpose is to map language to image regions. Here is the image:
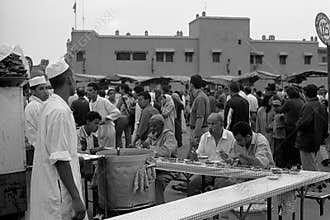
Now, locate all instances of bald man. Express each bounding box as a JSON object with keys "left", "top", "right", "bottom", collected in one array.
[
  {"left": 187, "top": 113, "right": 236, "bottom": 196},
  {"left": 142, "top": 114, "right": 177, "bottom": 204}
]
